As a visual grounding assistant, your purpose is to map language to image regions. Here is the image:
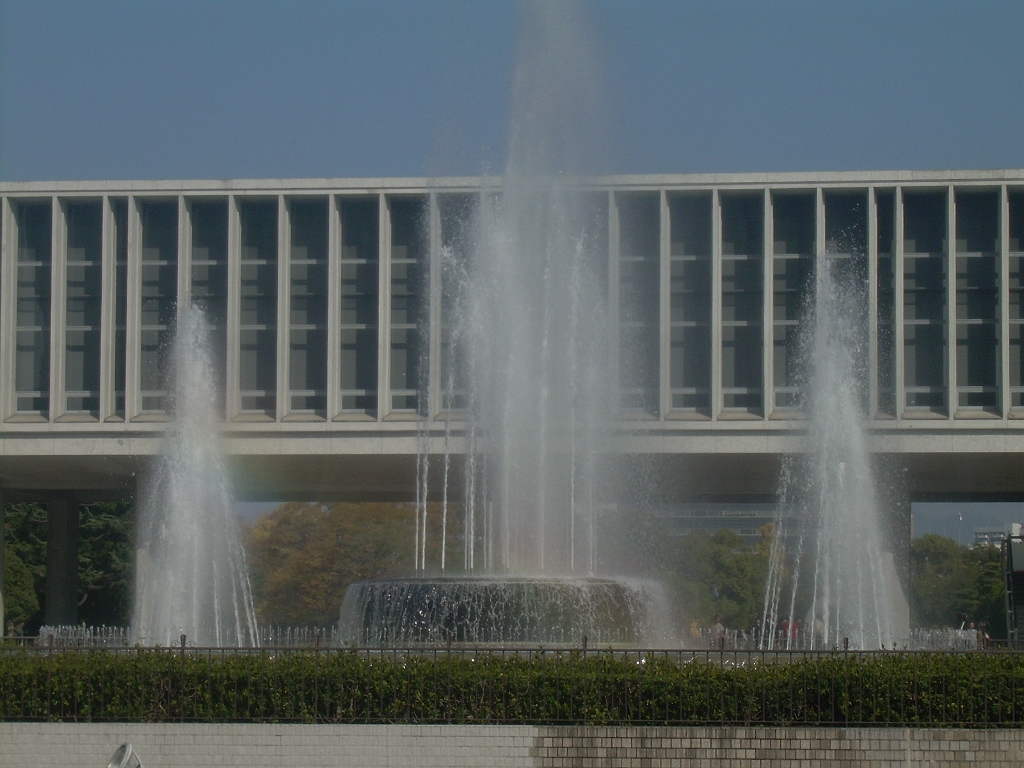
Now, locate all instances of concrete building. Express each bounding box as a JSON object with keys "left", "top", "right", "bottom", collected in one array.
[{"left": 3, "top": 170, "right": 1024, "bottom": 622}]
